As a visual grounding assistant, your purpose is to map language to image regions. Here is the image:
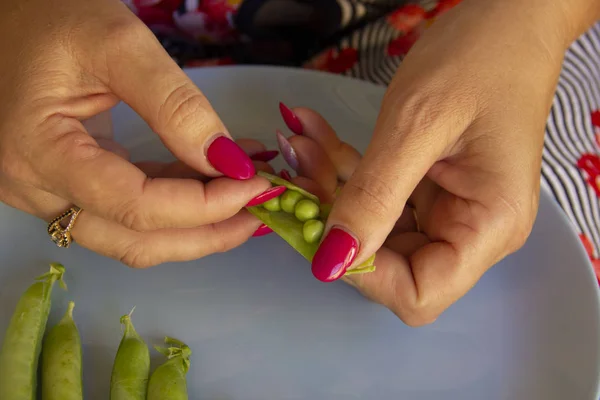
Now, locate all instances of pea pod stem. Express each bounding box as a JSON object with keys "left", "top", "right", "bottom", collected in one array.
[
  {"left": 248, "top": 172, "right": 376, "bottom": 275},
  {"left": 147, "top": 337, "right": 191, "bottom": 400},
  {"left": 110, "top": 307, "right": 150, "bottom": 400},
  {"left": 0, "top": 263, "right": 67, "bottom": 400}
]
